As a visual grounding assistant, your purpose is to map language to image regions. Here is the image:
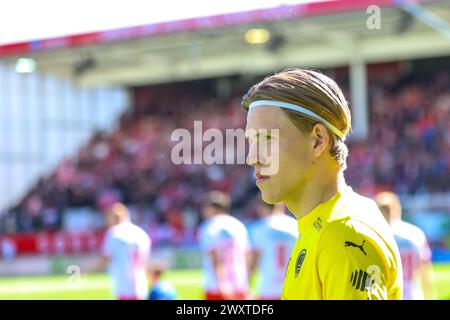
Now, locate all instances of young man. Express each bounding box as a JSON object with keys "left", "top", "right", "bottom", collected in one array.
[
  {"left": 97, "top": 202, "right": 151, "bottom": 300},
  {"left": 242, "top": 68, "right": 403, "bottom": 299},
  {"left": 198, "top": 191, "right": 251, "bottom": 300},
  {"left": 249, "top": 199, "right": 298, "bottom": 299},
  {"left": 375, "top": 191, "right": 436, "bottom": 300}
]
